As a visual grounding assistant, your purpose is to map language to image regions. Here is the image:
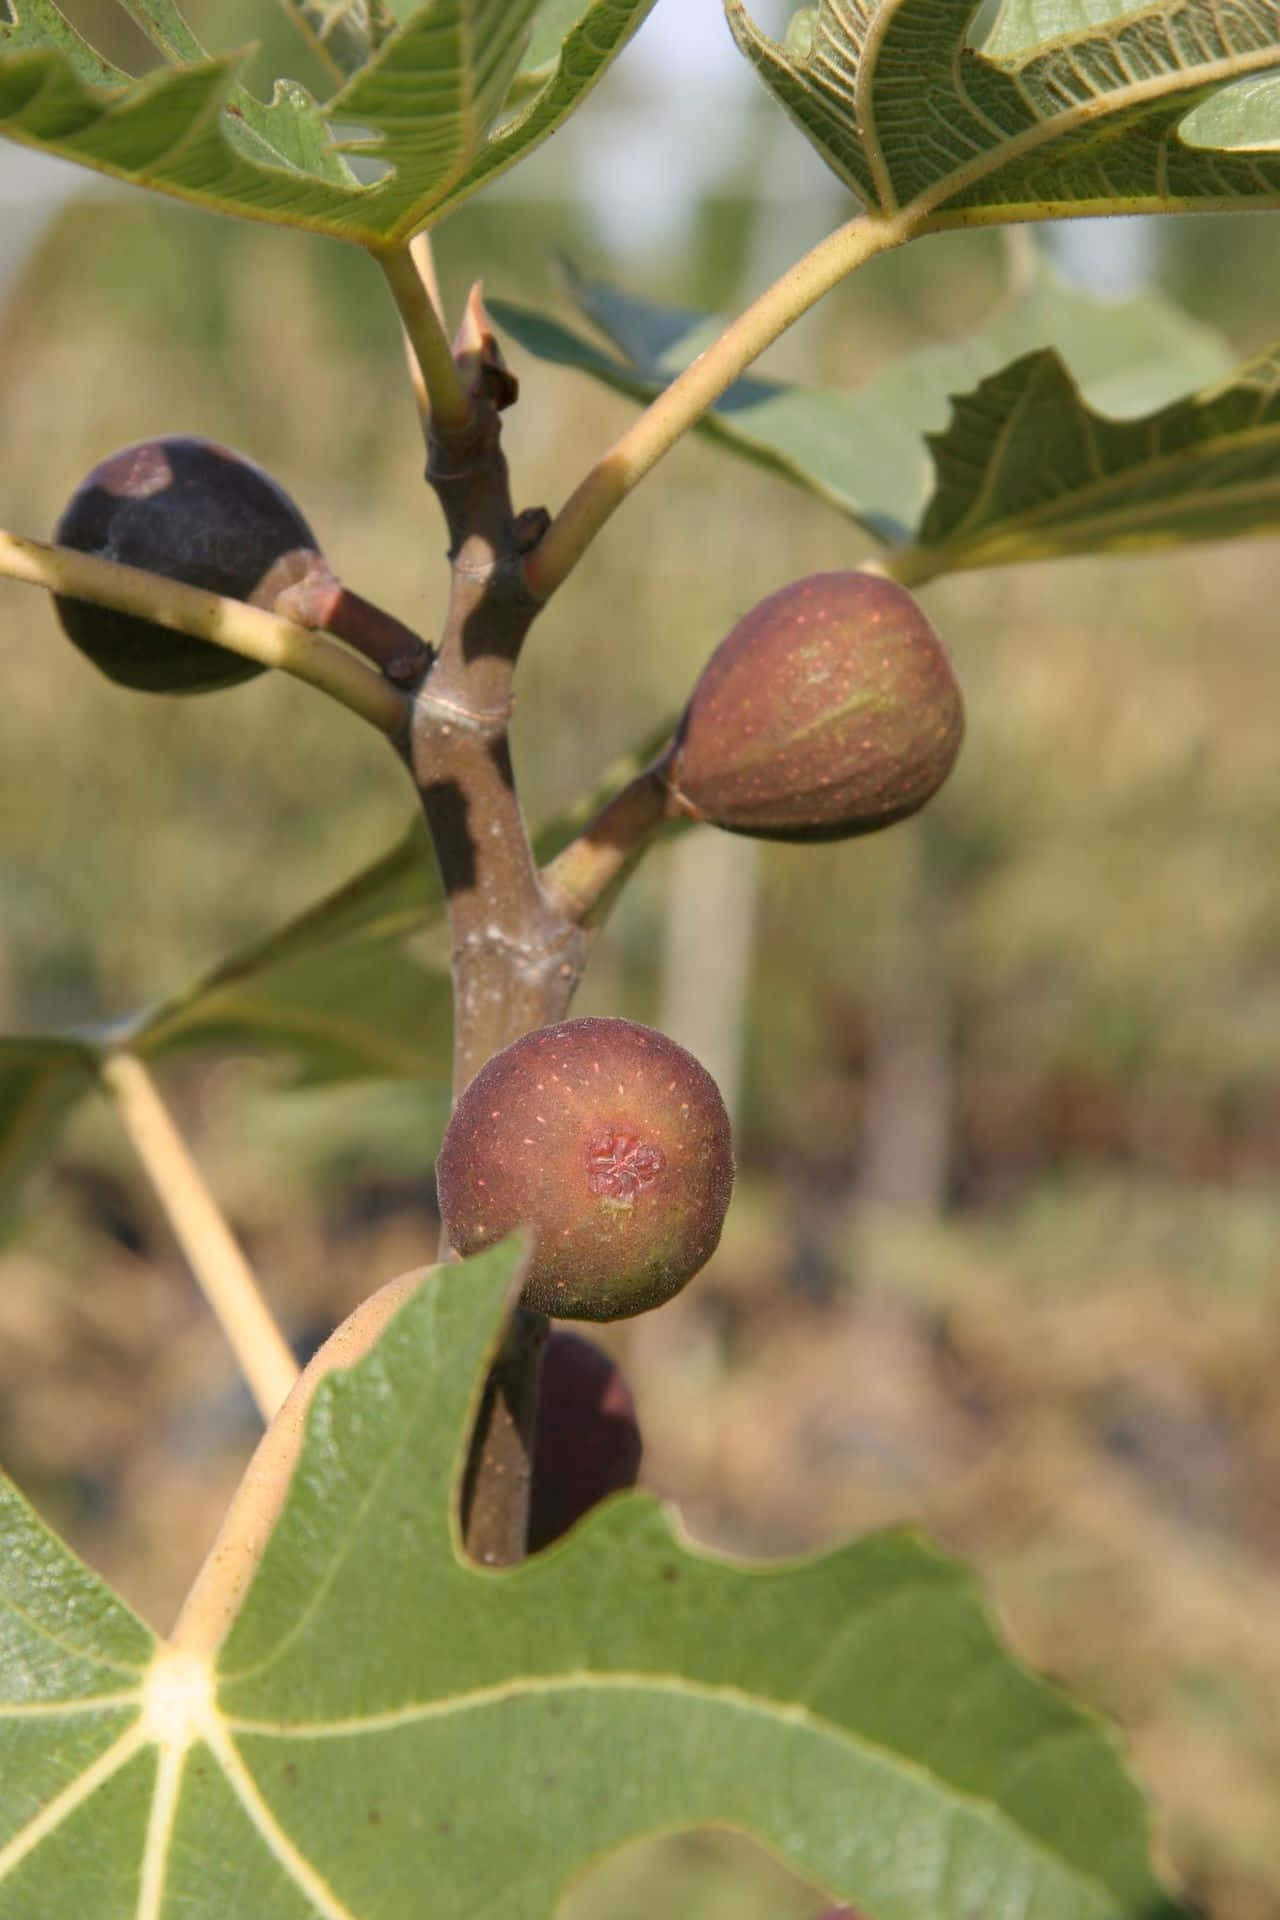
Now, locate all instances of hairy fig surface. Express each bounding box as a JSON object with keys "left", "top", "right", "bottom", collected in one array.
[
  {"left": 528, "top": 1329, "right": 643, "bottom": 1550},
  {"left": 436, "top": 1017, "right": 733, "bottom": 1322},
  {"left": 53, "top": 436, "right": 319, "bottom": 693},
  {"left": 667, "top": 571, "right": 963, "bottom": 841}
]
